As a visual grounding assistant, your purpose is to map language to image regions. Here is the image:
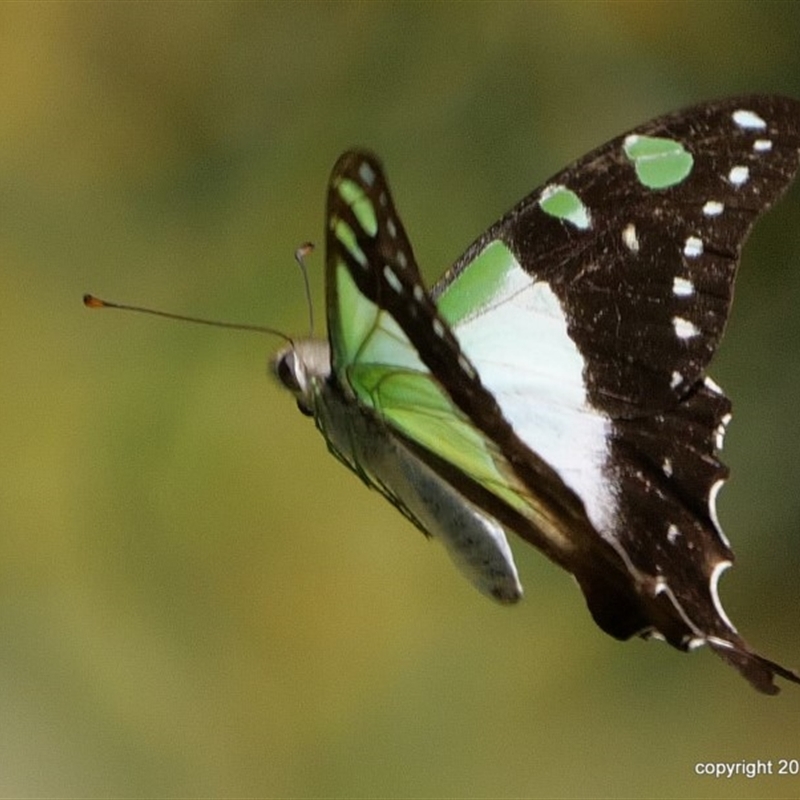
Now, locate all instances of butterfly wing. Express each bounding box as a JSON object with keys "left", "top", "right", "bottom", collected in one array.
[
  {"left": 325, "top": 152, "right": 603, "bottom": 563},
  {"left": 430, "top": 95, "right": 800, "bottom": 691},
  {"left": 324, "top": 96, "right": 800, "bottom": 693}
]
